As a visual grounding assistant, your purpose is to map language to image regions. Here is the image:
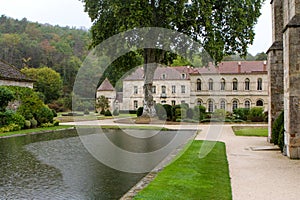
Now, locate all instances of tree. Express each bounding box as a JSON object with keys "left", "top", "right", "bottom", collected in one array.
[
  {"left": 96, "top": 95, "right": 109, "bottom": 113},
  {"left": 82, "top": 0, "right": 264, "bottom": 117},
  {"left": 21, "top": 67, "right": 63, "bottom": 103}
]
